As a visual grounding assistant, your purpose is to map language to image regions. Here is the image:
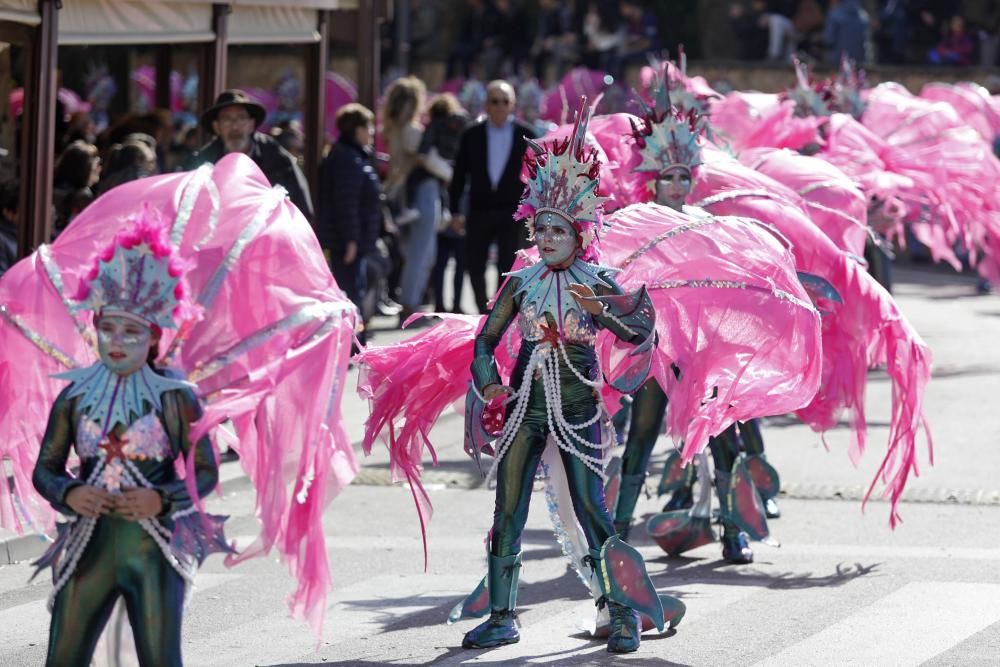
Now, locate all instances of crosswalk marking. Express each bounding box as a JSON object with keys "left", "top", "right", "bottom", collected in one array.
[
  {"left": 752, "top": 582, "right": 1000, "bottom": 667},
  {"left": 182, "top": 573, "right": 479, "bottom": 666}
]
